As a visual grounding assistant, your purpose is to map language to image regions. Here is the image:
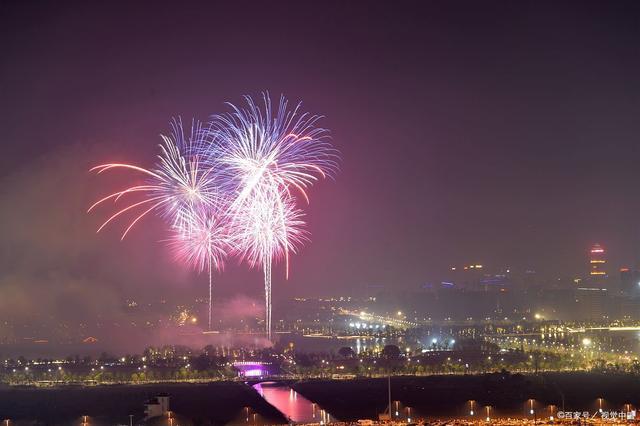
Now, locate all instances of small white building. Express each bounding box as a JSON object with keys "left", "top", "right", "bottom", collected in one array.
[{"left": 144, "top": 393, "right": 170, "bottom": 420}]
